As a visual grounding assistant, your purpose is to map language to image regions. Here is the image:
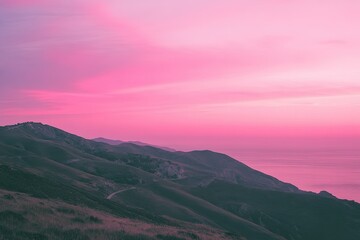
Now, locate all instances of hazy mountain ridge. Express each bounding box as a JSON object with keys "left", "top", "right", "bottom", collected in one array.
[
  {"left": 2, "top": 122, "right": 298, "bottom": 192},
  {"left": 93, "top": 137, "right": 176, "bottom": 152},
  {"left": 0, "top": 122, "right": 359, "bottom": 240}
]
